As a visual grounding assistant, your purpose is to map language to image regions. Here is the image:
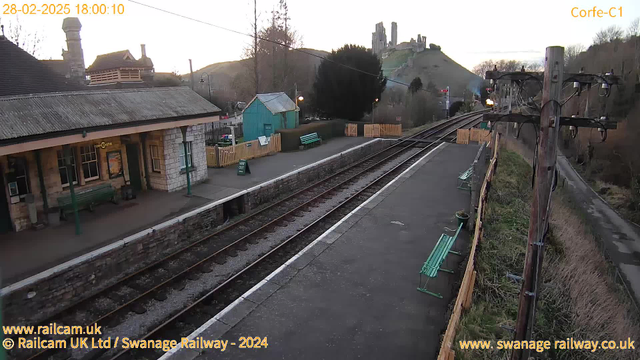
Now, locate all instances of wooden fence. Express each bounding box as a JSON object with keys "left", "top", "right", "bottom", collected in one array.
[
  {"left": 363, "top": 124, "right": 402, "bottom": 138},
  {"left": 437, "top": 132, "right": 500, "bottom": 360},
  {"left": 456, "top": 128, "right": 491, "bottom": 145},
  {"left": 206, "top": 133, "right": 281, "bottom": 168},
  {"left": 345, "top": 123, "right": 358, "bottom": 137}
]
